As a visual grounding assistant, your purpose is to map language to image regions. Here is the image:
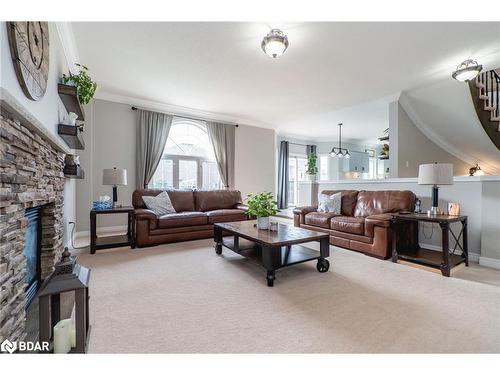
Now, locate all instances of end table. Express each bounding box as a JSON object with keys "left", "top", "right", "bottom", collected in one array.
[
  {"left": 90, "top": 206, "right": 136, "bottom": 254},
  {"left": 391, "top": 213, "right": 468, "bottom": 276}
]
